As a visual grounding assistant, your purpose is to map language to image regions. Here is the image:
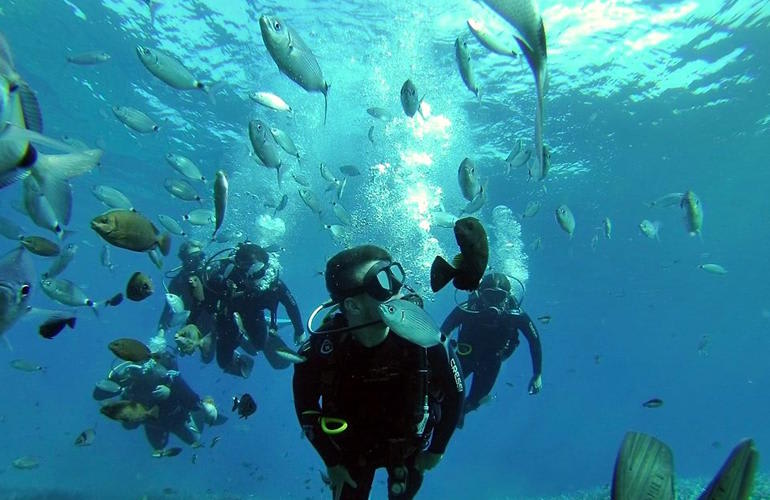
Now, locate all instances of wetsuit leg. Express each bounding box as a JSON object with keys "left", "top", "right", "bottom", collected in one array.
[
  {"left": 465, "top": 357, "right": 502, "bottom": 412},
  {"left": 215, "top": 328, "right": 238, "bottom": 370},
  {"left": 249, "top": 312, "right": 268, "bottom": 351},
  {"left": 145, "top": 422, "right": 169, "bottom": 450},
  {"left": 387, "top": 456, "right": 424, "bottom": 500},
  {"left": 338, "top": 462, "right": 376, "bottom": 500},
  {"left": 172, "top": 414, "right": 201, "bottom": 446}
]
